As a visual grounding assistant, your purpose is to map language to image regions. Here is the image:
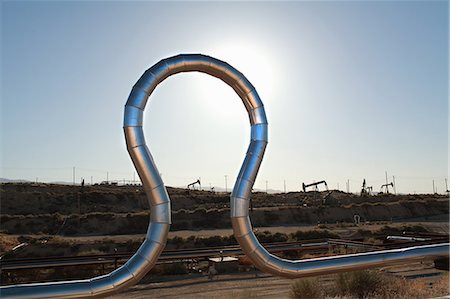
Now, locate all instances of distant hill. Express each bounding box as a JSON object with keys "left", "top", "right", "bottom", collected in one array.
[
  {"left": 0, "top": 178, "right": 31, "bottom": 183},
  {"left": 1, "top": 183, "right": 448, "bottom": 236},
  {"left": 0, "top": 176, "right": 286, "bottom": 193},
  {"left": 1, "top": 178, "right": 81, "bottom": 185}
]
